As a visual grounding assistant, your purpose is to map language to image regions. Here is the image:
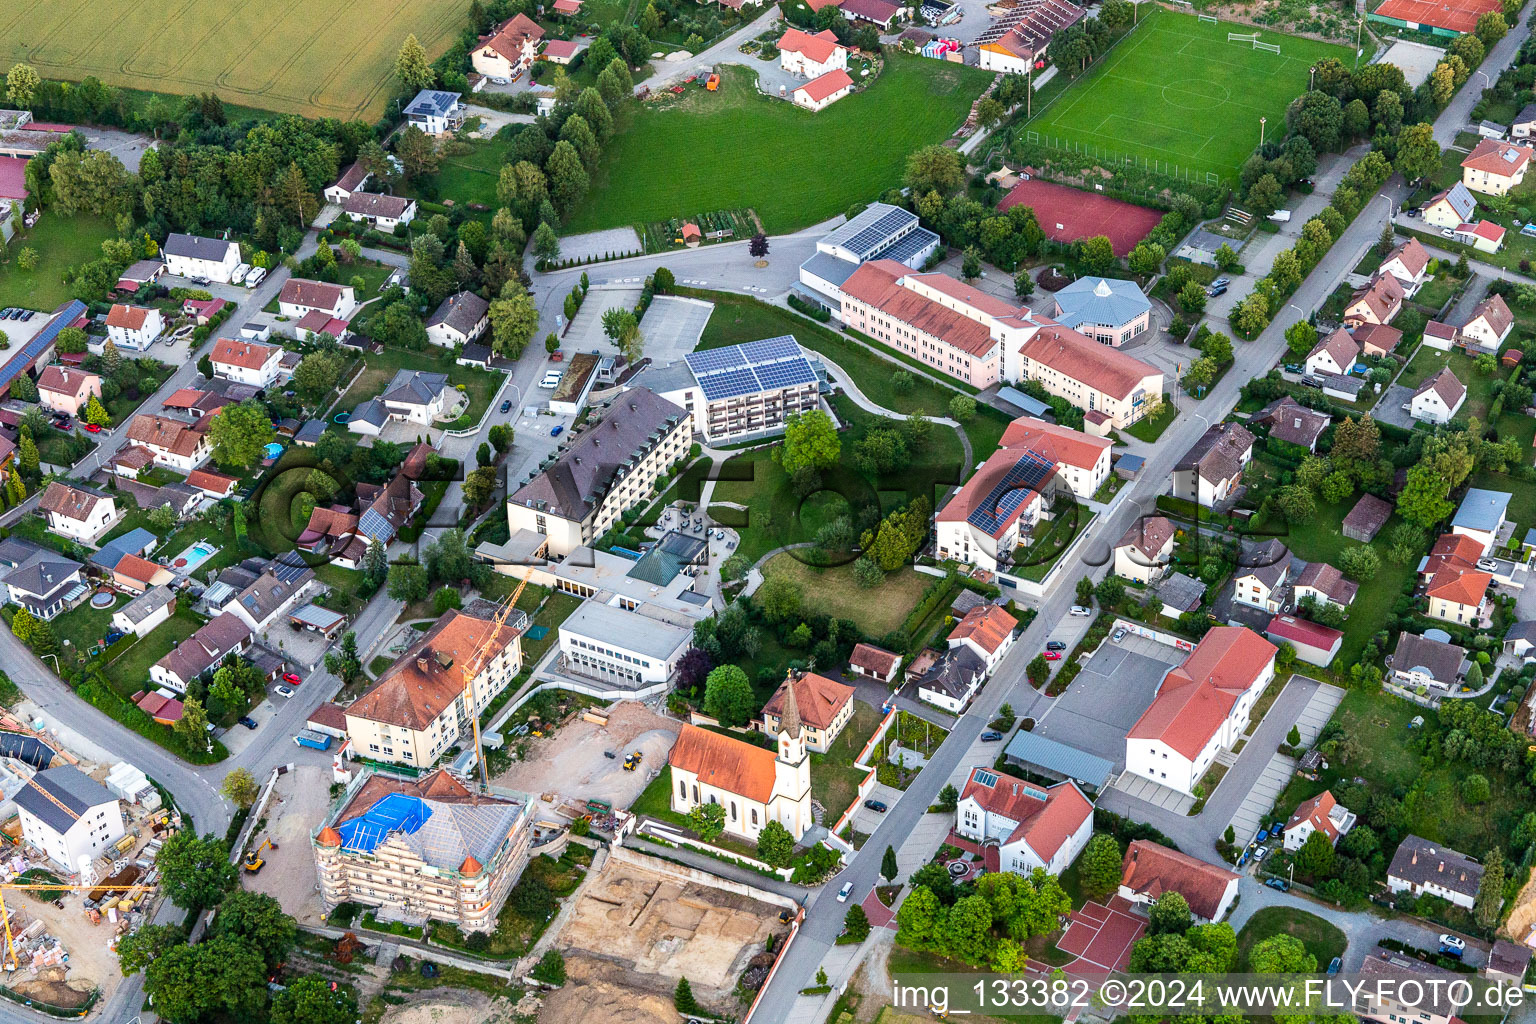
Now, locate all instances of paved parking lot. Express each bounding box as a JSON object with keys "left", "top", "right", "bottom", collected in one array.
[
  {"left": 1032, "top": 633, "right": 1183, "bottom": 769},
  {"left": 562, "top": 285, "right": 643, "bottom": 356},
  {"left": 560, "top": 227, "right": 644, "bottom": 264},
  {"left": 1227, "top": 753, "right": 1294, "bottom": 844},
  {"left": 848, "top": 782, "right": 904, "bottom": 834},
  {"left": 639, "top": 295, "right": 714, "bottom": 365}
]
